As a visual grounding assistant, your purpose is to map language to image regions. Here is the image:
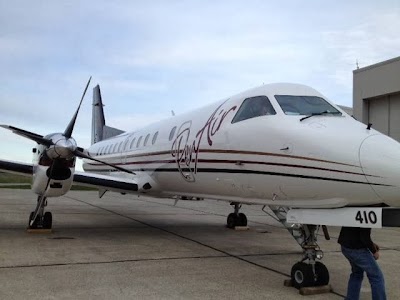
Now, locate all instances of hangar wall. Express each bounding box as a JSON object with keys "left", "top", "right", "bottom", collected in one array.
[{"left": 353, "top": 56, "right": 400, "bottom": 141}]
